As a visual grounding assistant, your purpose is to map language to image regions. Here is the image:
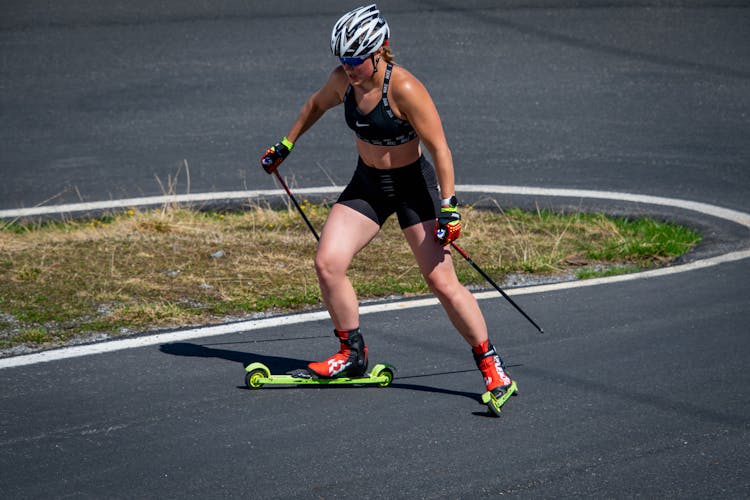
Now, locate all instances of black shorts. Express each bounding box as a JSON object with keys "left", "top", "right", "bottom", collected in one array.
[{"left": 337, "top": 155, "right": 440, "bottom": 229}]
